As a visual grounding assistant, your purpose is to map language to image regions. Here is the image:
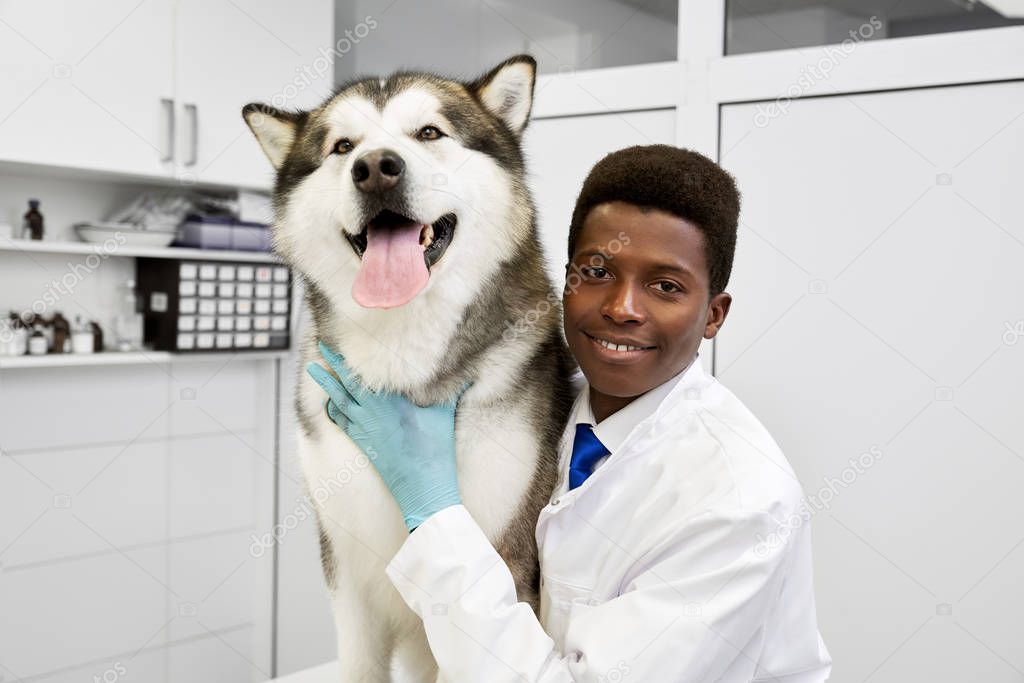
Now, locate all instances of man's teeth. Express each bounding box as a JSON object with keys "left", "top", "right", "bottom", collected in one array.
[
  {"left": 420, "top": 224, "right": 434, "bottom": 249},
  {"left": 595, "top": 337, "right": 649, "bottom": 352}
]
